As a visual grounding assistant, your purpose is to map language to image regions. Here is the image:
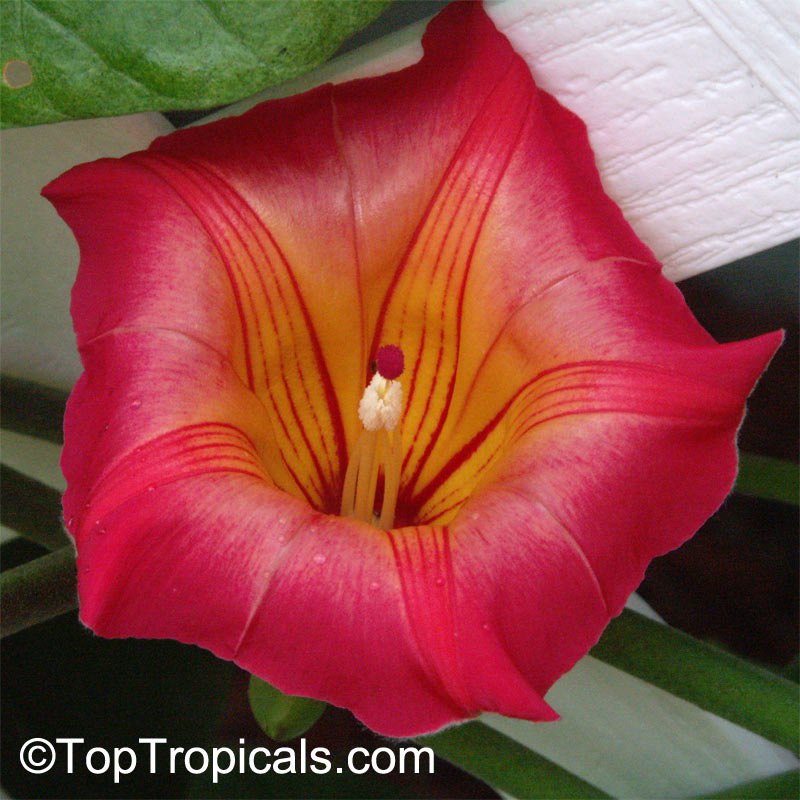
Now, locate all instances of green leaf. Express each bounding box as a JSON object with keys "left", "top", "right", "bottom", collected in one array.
[
  {"left": 420, "top": 721, "right": 609, "bottom": 799},
  {"left": 592, "top": 610, "right": 800, "bottom": 754},
  {"left": 1, "top": 464, "right": 70, "bottom": 551},
  {"left": 780, "top": 653, "right": 799, "bottom": 683},
  {"left": 0, "top": 0, "right": 390, "bottom": 128},
  {"left": 1, "top": 546, "right": 77, "bottom": 637},
  {"left": 248, "top": 674, "right": 326, "bottom": 742},
  {"left": 735, "top": 452, "right": 798, "bottom": 505},
  {"left": 698, "top": 769, "right": 799, "bottom": 799}
]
